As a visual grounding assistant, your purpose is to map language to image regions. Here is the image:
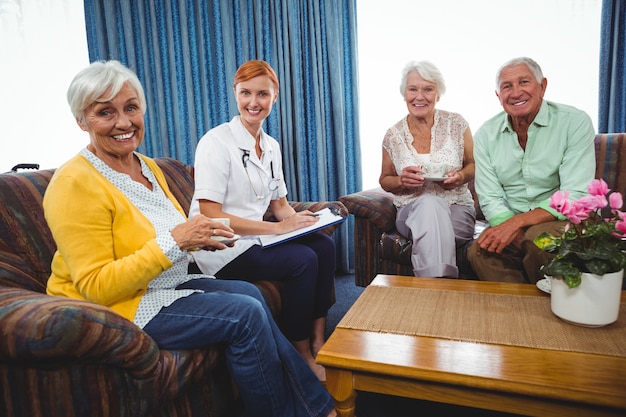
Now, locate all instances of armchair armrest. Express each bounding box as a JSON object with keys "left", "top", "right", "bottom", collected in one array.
[
  {"left": 339, "top": 188, "right": 397, "bottom": 232},
  {"left": 339, "top": 189, "right": 400, "bottom": 286},
  {"left": 0, "top": 287, "right": 160, "bottom": 376}
]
